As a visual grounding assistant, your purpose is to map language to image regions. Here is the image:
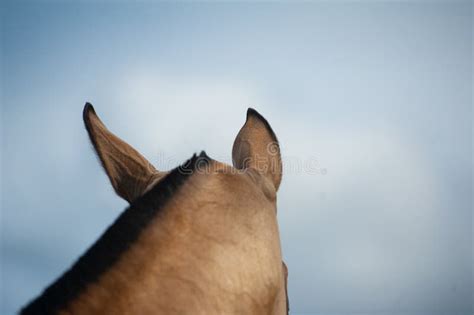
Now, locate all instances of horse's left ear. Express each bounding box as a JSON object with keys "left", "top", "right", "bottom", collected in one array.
[
  {"left": 83, "top": 103, "right": 160, "bottom": 203},
  {"left": 232, "top": 108, "right": 282, "bottom": 190}
]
